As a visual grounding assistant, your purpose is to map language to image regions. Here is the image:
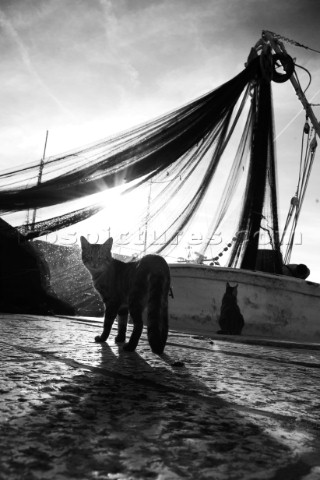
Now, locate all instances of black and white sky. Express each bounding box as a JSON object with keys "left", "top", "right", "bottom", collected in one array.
[{"left": 1, "top": 0, "right": 320, "bottom": 278}]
